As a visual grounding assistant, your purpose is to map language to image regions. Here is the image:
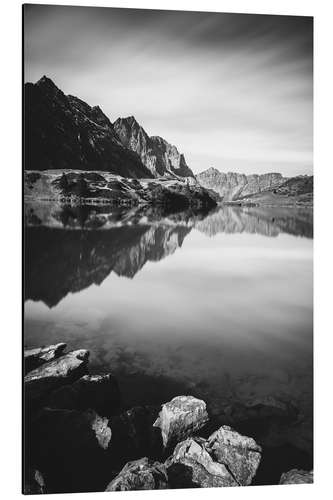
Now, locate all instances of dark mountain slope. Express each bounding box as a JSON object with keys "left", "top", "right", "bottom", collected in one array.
[{"left": 24, "top": 76, "right": 153, "bottom": 178}]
